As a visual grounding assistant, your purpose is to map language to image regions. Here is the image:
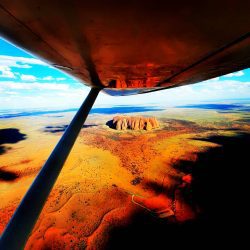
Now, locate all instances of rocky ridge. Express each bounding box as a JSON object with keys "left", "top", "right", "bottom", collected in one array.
[{"left": 111, "top": 116, "right": 160, "bottom": 130}]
